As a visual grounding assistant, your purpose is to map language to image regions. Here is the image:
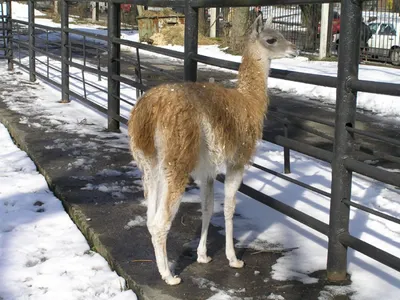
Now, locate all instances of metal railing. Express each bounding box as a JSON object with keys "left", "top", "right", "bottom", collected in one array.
[{"left": 4, "top": 0, "right": 400, "bottom": 285}]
